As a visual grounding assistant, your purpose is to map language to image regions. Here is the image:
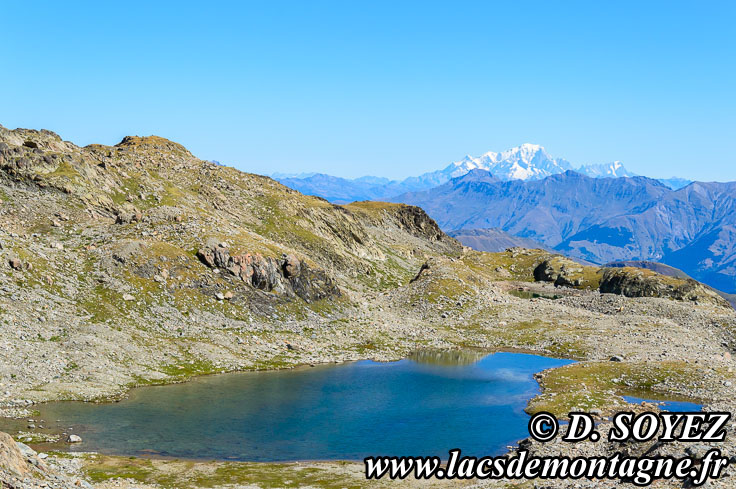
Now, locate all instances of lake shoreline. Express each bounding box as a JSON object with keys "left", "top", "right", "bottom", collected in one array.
[
  {"left": 3, "top": 284, "right": 736, "bottom": 488},
  {"left": 28, "top": 351, "right": 572, "bottom": 463},
  {"left": 0, "top": 344, "right": 554, "bottom": 419}
]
